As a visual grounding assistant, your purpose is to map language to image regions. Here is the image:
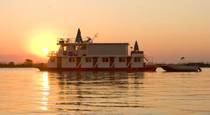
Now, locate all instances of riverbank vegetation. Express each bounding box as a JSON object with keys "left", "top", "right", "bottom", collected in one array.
[{"left": 0, "top": 59, "right": 46, "bottom": 68}]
